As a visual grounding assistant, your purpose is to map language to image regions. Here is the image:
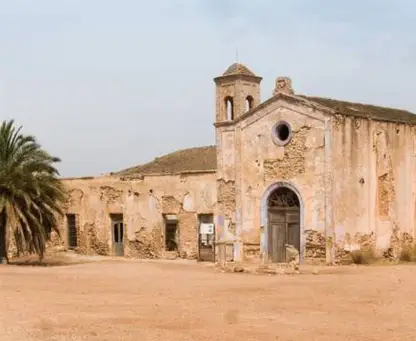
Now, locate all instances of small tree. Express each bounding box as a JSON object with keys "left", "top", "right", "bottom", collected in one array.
[{"left": 0, "top": 120, "right": 66, "bottom": 263}]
